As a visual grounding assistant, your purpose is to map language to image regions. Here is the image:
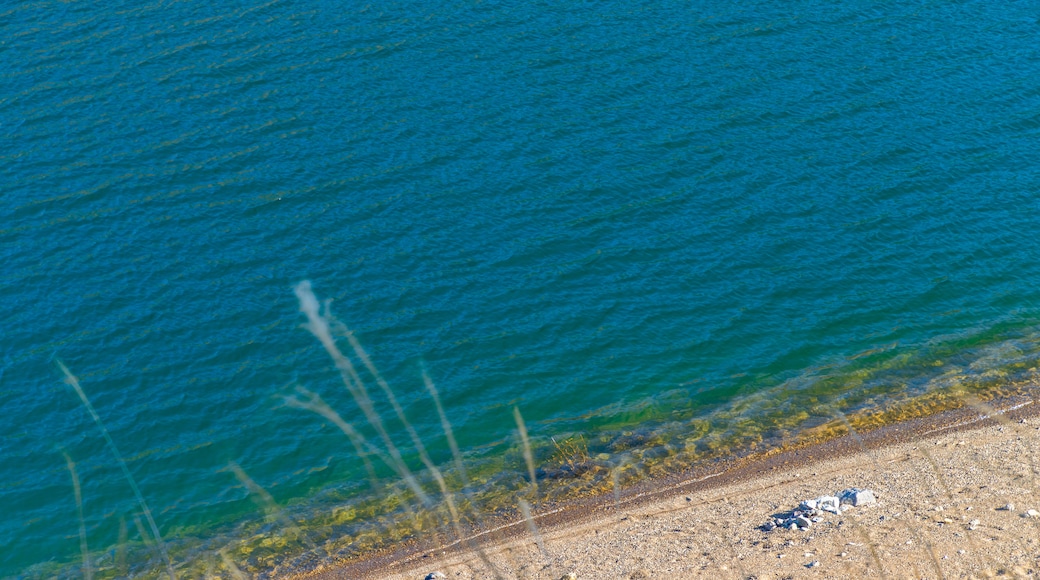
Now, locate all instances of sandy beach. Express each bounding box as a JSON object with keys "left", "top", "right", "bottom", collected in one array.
[{"left": 296, "top": 395, "right": 1040, "bottom": 579}]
